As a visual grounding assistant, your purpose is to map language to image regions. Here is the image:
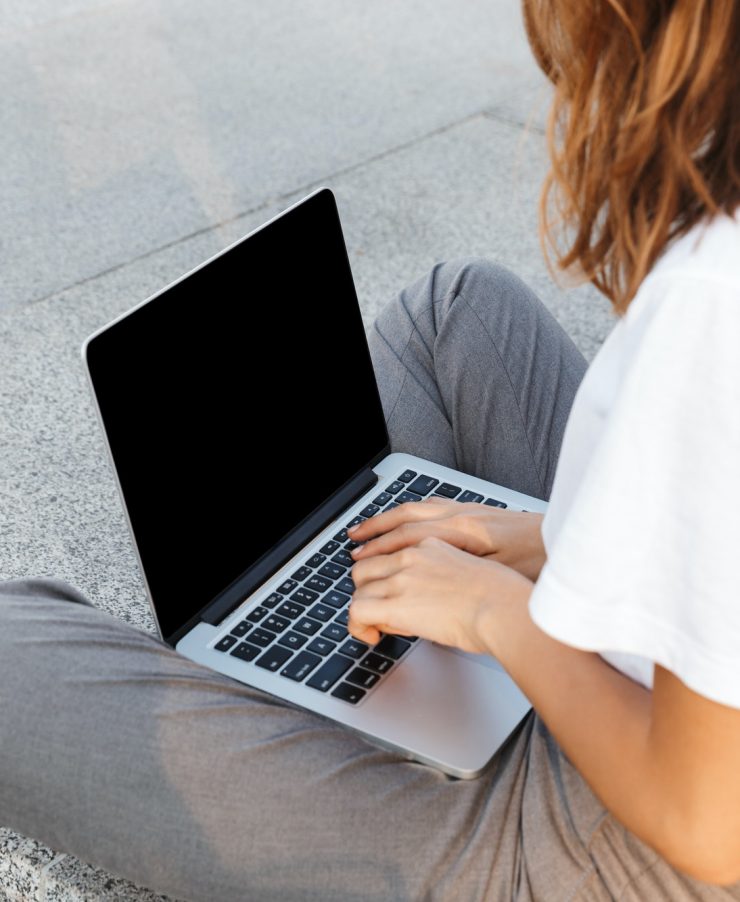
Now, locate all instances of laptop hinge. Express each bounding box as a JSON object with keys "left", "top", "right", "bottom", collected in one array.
[{"left": 200, "top": 466, "right": 379, "bottom": 628}]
